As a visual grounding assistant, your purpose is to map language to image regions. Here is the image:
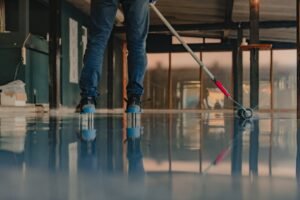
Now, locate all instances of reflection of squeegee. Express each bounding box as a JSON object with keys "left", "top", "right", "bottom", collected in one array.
[
  {"left": 202, "top": 147, "right": 232, "bottom": 174},
  {"left": 150, "top": 3, "right": 253, "bottom": 119}
]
